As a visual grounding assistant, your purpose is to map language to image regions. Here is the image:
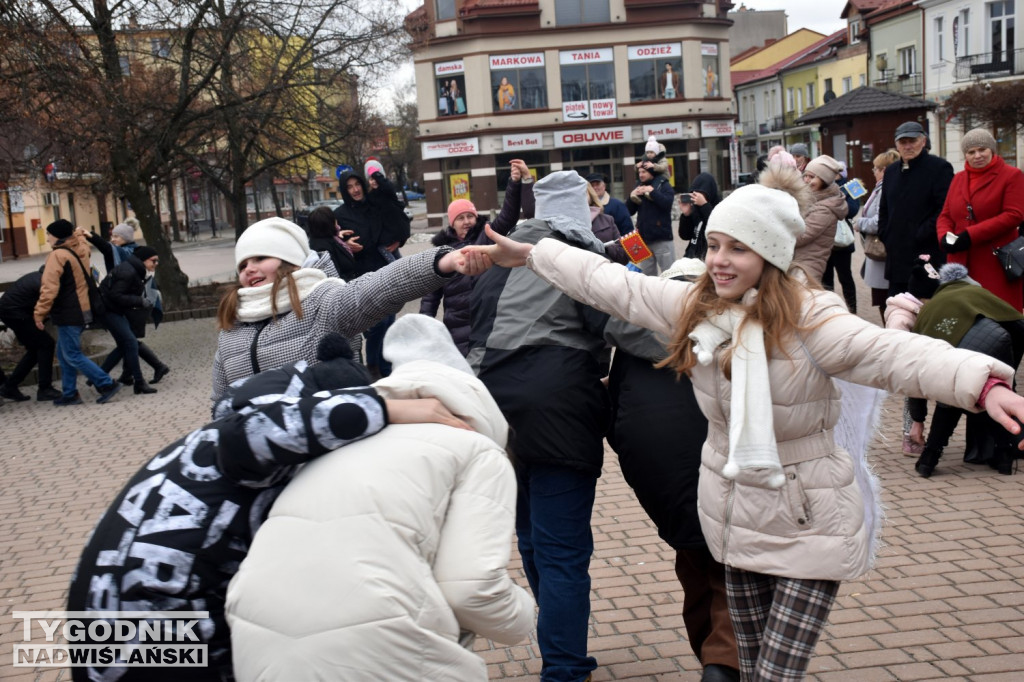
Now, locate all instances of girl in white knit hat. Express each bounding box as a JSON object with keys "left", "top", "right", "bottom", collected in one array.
[
  {"left": 211, "top": 217, "right": 487, "bottom": 404},
  {"left": 466, "top": 165, "right": 1024, "bottom": 680}
]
